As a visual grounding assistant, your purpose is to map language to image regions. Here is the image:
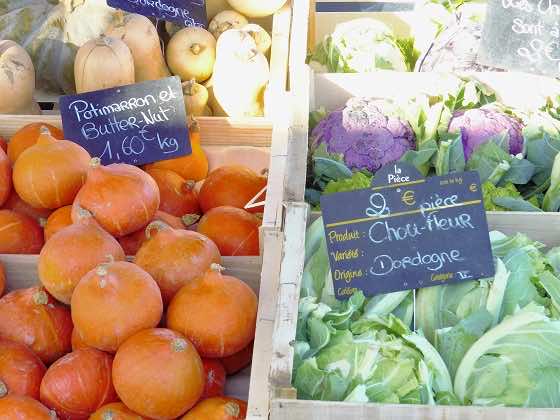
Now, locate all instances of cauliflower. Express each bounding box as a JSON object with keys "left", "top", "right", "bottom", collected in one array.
[
  {"left": 310, "top": 97, "right": 416, "bottom": 173},
  {"left": 308, "top": 18, "right": 408, "bottom": 73},
  {"left": 448, "top": 105, "right": 524, "bottom": 159}
]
